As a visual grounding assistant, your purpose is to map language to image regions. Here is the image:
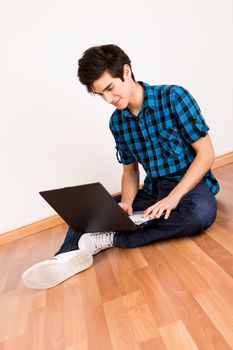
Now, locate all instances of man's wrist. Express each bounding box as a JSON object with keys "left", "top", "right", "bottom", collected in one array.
[
  {"left": 168, "top": 188, "right": 184, "bottom": 202},
  {"left": 121, "top": 198, "right": 133, "bottom": 206}
]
